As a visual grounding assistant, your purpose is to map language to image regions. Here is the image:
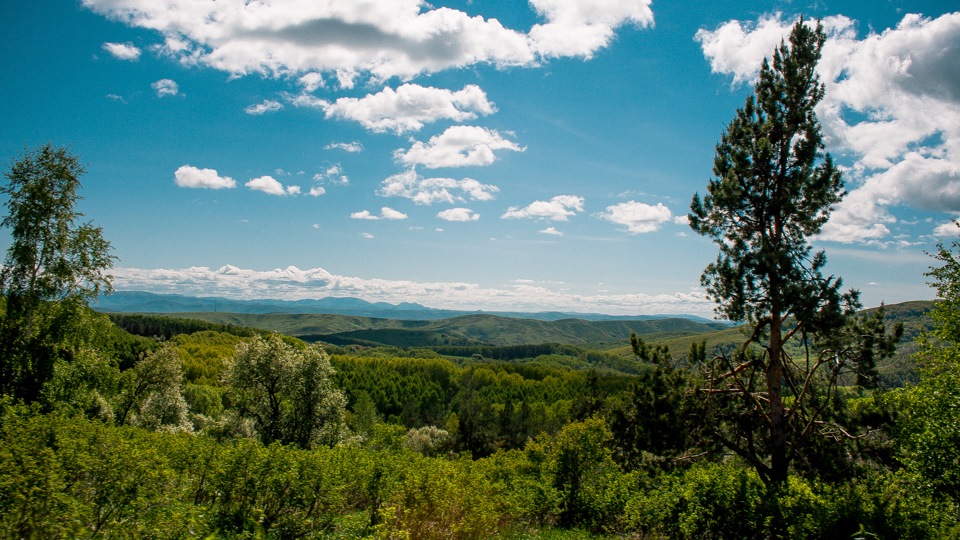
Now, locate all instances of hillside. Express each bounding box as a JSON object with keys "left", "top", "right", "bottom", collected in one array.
[
  {"left": 152, "top": 311, "right": 727, "bottom": 348},
  {"left": 603, "top": 300, "right": 934, "bottom": 386}
]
